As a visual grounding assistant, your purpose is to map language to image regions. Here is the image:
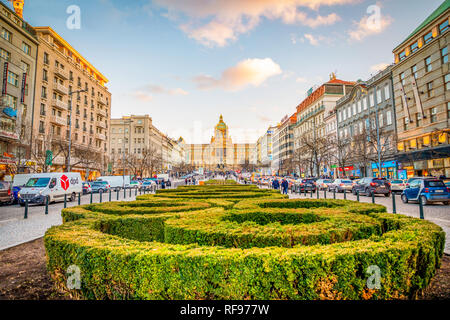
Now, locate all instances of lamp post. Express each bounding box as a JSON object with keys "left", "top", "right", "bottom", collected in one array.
[
  {"left": 372, "top": 88, "right": 382, "bottom": 178},
  {"left": 122, "top": 118, "right": 133, "bottom": 187},
  {"left": 67, "top": 89, "right": 88, "bottom": 172}
]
